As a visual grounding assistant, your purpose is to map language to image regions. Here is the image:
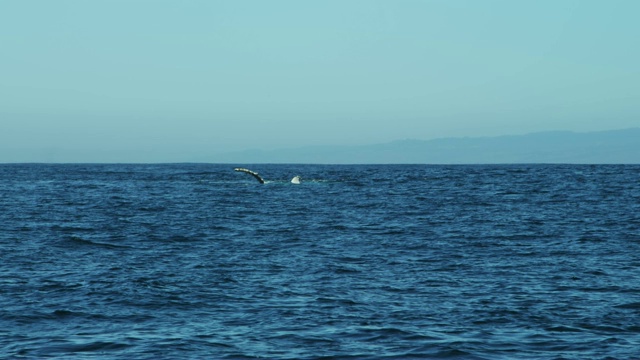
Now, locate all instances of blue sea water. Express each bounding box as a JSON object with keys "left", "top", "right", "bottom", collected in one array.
[{"left": 1, "top": 163, "right": 639, "bottom": 359}]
